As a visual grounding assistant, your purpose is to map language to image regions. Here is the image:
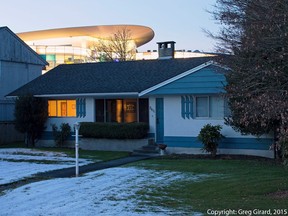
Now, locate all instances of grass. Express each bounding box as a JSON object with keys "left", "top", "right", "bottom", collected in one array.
[
  {"left": 38, "top": 148, "right": 130, "bottom": 162},
  {"left": 2, "top": 142, "right": 288, "bottom": 214},
  {"left": 0, "top": 141, "right": 130, "bottom": 162},
  {"left": 130, "top": 157, "right": 288, "bottom": 215}
]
